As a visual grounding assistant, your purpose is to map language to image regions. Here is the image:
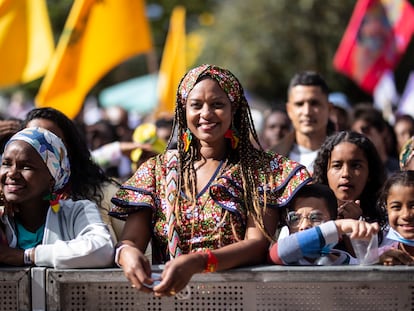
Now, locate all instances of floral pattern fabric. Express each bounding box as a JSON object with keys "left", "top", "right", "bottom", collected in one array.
[
  {"left": 177, "top": 64, "right": 245, "bottom": 109},
  {"left": 110, "top": 151, "right": 311, "bottom": 264}
]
